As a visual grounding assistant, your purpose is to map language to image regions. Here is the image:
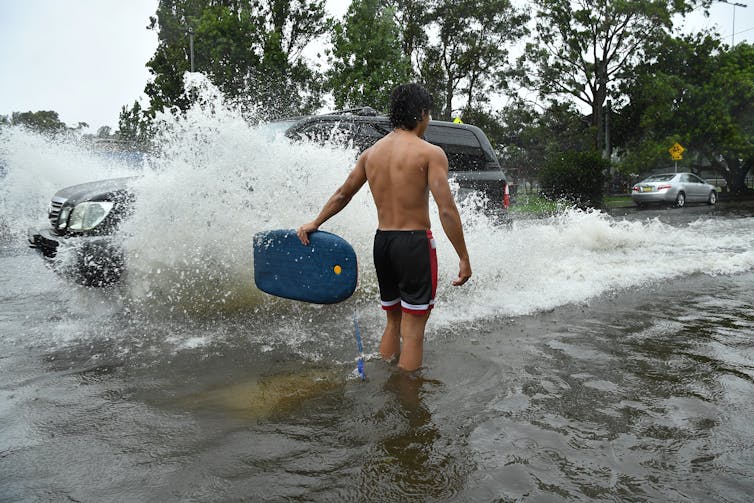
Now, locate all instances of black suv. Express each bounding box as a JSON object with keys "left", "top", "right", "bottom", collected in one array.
[{"left": 28, "top": 108, "right": 508, "bottom": 286}]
